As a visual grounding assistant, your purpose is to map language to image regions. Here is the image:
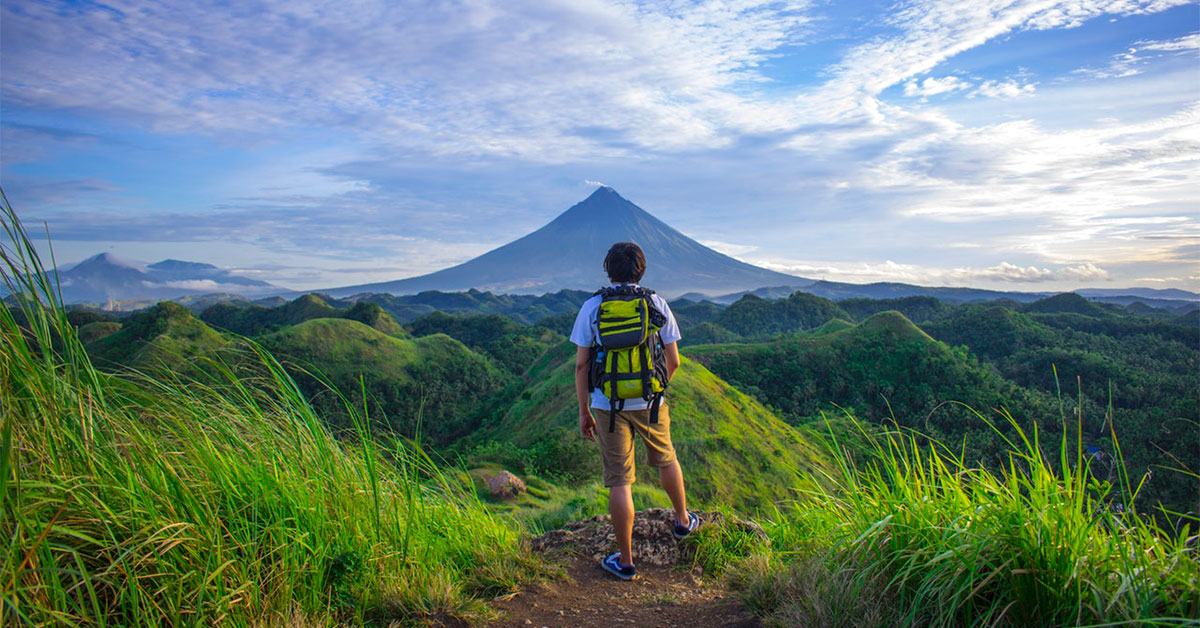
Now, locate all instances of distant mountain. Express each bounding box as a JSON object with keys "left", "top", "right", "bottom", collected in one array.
[
  {"left": 325, "top": 186, "right": 806, "bottom": 298},
  {"left": 47, "top": 253, "right": 283, "bottom": 305},
  {"left": 1076, "top": 287, "right": 1199, "bottom": 301},
  {"left": 692, "top": 280, "right": 1199, "bottom": 308}
]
